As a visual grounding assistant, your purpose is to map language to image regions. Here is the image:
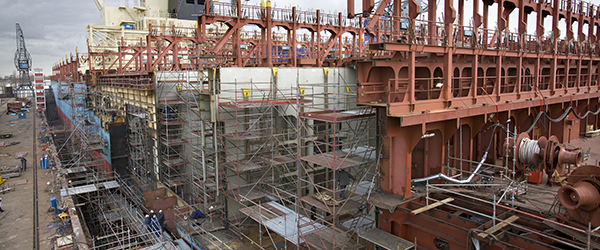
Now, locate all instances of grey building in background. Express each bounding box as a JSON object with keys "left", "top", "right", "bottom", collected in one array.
[{"left": 169, "top": 0, "right": 206, "bottom": 20}]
